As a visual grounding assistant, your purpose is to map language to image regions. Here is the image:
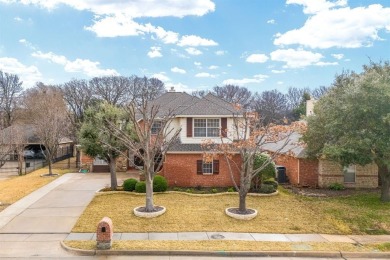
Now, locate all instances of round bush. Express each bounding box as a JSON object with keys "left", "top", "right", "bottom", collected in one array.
[
  {"left": 258, "top": 184, "right": 276, "bottom": 194},
  {"left": 263, "top": 179, "right": 278, "bottom": 190},
  {"left": 153, "top": 175, "right": 168, "bottom": 192},
  {"left": 135, "top": 181, "right": 146, "bottom": 193},
  {"left": 123, "top": 178, "right": 138, "bottom": 191}
]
